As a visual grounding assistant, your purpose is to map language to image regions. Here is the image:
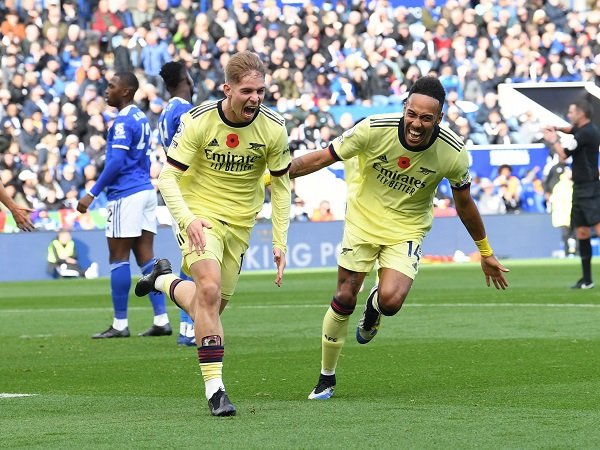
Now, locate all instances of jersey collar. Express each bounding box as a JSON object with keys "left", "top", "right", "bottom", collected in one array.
[{"left": 217, "top": 99, "right": 259, "bottom": 128}]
